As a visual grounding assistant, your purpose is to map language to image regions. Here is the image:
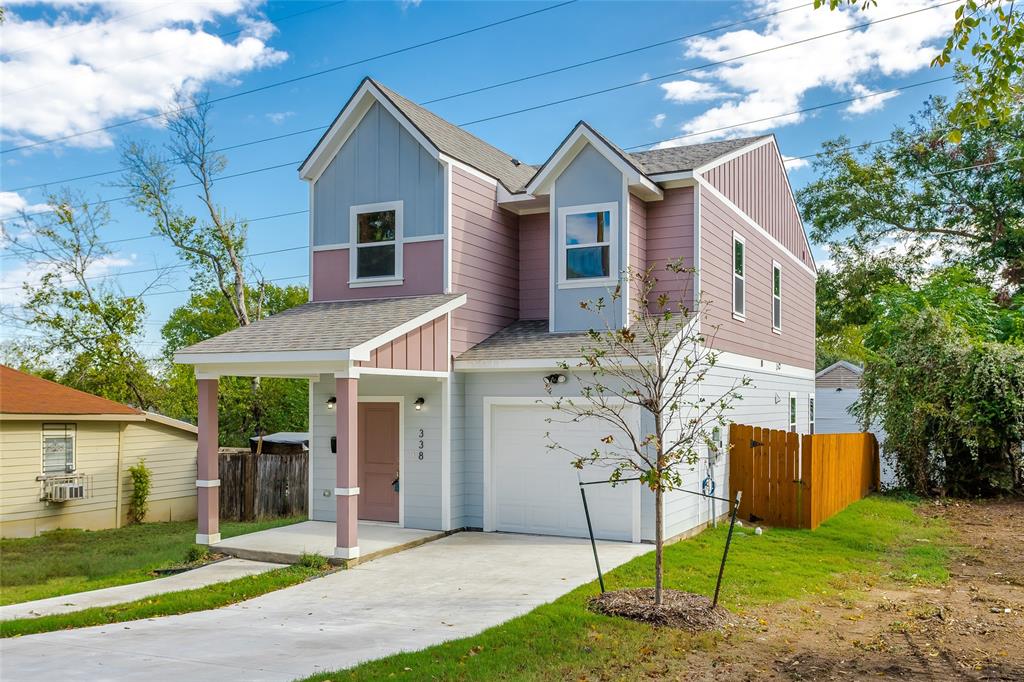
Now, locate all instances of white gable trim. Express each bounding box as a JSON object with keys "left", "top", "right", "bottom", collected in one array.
[
  {"left": 815, "top": 360, "right": 864, "bottom": 378},
  {"left": 299, "top": 80, "right": 440, "bottom": 183},
  {"left": 692, "top": 137, "right": 773, "bottom": 175},
  {"left": 526, "top": 124, "right": 663, "bottom": 200}
]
